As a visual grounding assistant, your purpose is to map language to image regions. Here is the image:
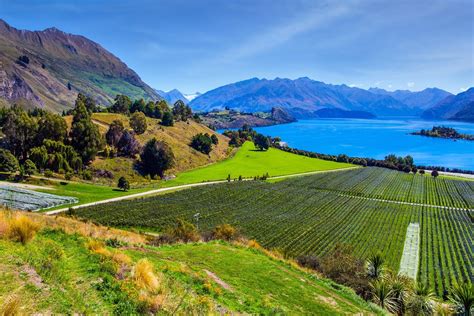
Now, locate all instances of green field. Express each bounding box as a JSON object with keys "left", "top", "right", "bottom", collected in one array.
[
  {"left": 0, "top": 219, "right": 379, "bottom": 314},
  {"left": 32, "top": 180, "right": 150, "bottom": 211},
  {"left": 76, "top": 167, "right": 474, "bottom": 296},
  {"left": 167, "top": 141, "right": 354, "bottom": 185}
]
